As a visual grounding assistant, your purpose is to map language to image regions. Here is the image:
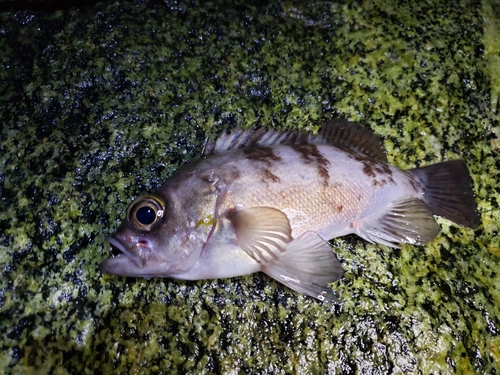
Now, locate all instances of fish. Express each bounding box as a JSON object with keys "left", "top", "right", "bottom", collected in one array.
[{"left": 99, "top": 119, "right": 480, "bottom": 302}]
